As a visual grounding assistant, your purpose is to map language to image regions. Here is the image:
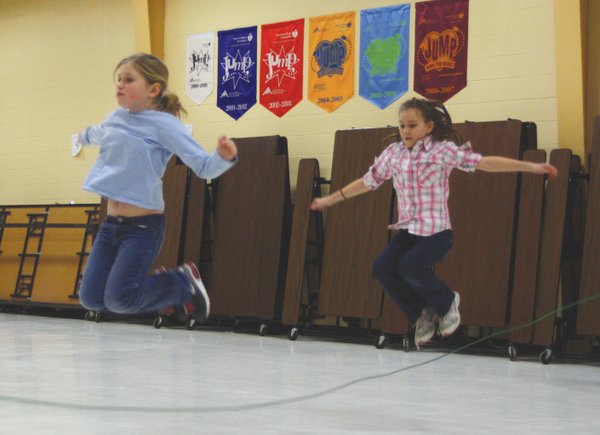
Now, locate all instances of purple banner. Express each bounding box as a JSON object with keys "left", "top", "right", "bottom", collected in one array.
[
  {"left": 217, "top": 26, "right": 257, "bottom": 120},
  {"left": 414, "top": 0, "right": 469, "bottom": 102}
]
